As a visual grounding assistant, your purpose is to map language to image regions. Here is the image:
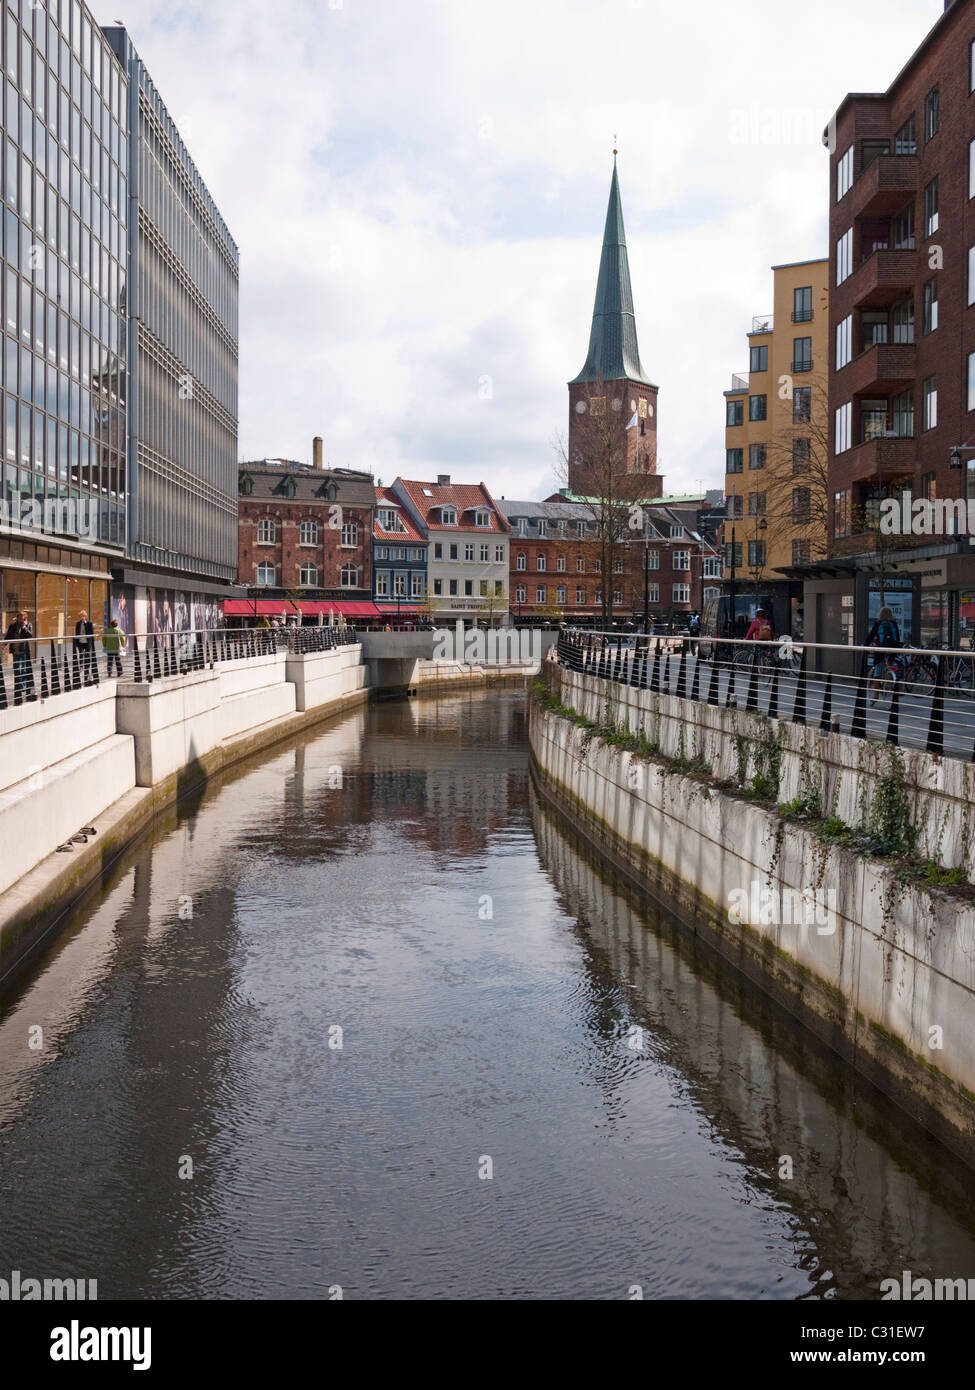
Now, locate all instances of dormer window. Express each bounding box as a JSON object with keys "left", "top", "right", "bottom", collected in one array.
[
  {"left": 474, "top": 509, "right": 490, "bottom": 528},
  {"left": 325, "top": 483, "right": 338, "bottom": 503},
  {"left": 238, "top": 473, "right": 254, "bottom": 496},
  {"left": 440, "top": 506, "right": 457, "bottom": 525},
  {"left": 537, "top": 520, "right": 546, "bottom": 537},
  {"left": 278, "top": 475, "right": 297, "bottom": 499},
  {"left": 378, "top": 508, "right": 399, "bottom": 531}
]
